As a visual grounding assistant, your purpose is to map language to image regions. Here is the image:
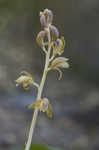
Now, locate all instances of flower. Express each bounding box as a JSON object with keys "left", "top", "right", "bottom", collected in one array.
[
  {"left": 29, "top": 98, "right": 52, "bottom": 118},
  {"left": 36, "top": 30, "right": 46, "bottom": 48},
  {"left": 48, "top": 57, "right": 69, "bottom": 80},
  {"left": 15, "top": 71, "right": 33, "bottom": 90},
  {"left": 53, "top": 37, "right": 65, "bottom": 55},
  {"left": 50, "top": 57, "right": 69, "bottom": 69}
]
